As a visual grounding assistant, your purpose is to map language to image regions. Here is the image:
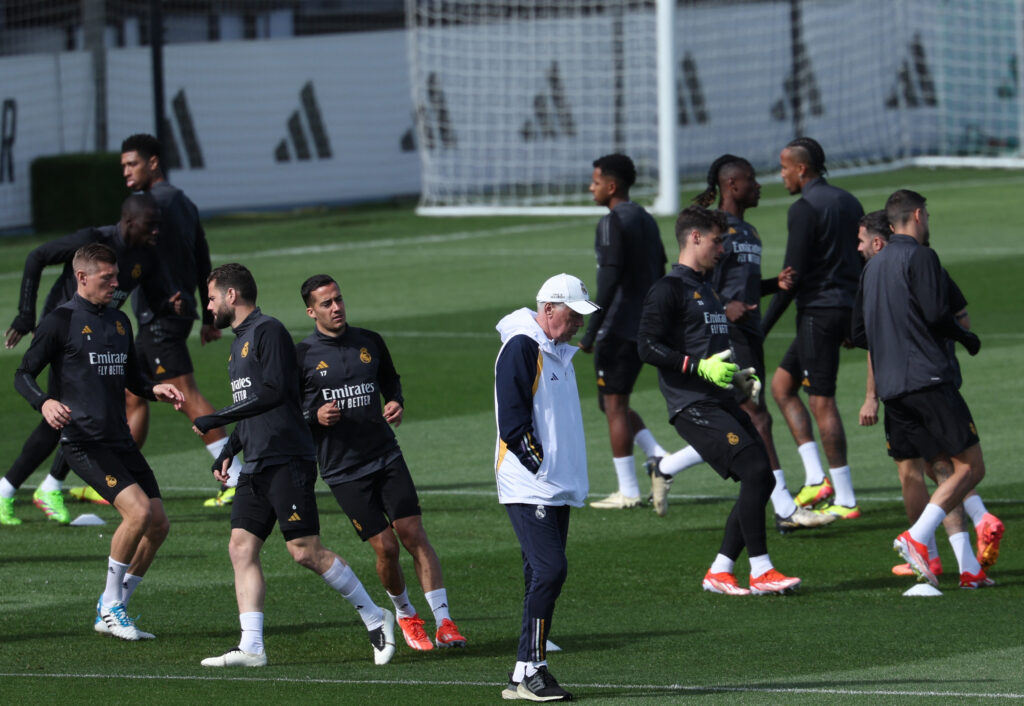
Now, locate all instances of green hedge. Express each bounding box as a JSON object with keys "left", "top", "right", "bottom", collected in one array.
[{"left": 31, "top": 152, "right": 125, "bottom": 233}]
